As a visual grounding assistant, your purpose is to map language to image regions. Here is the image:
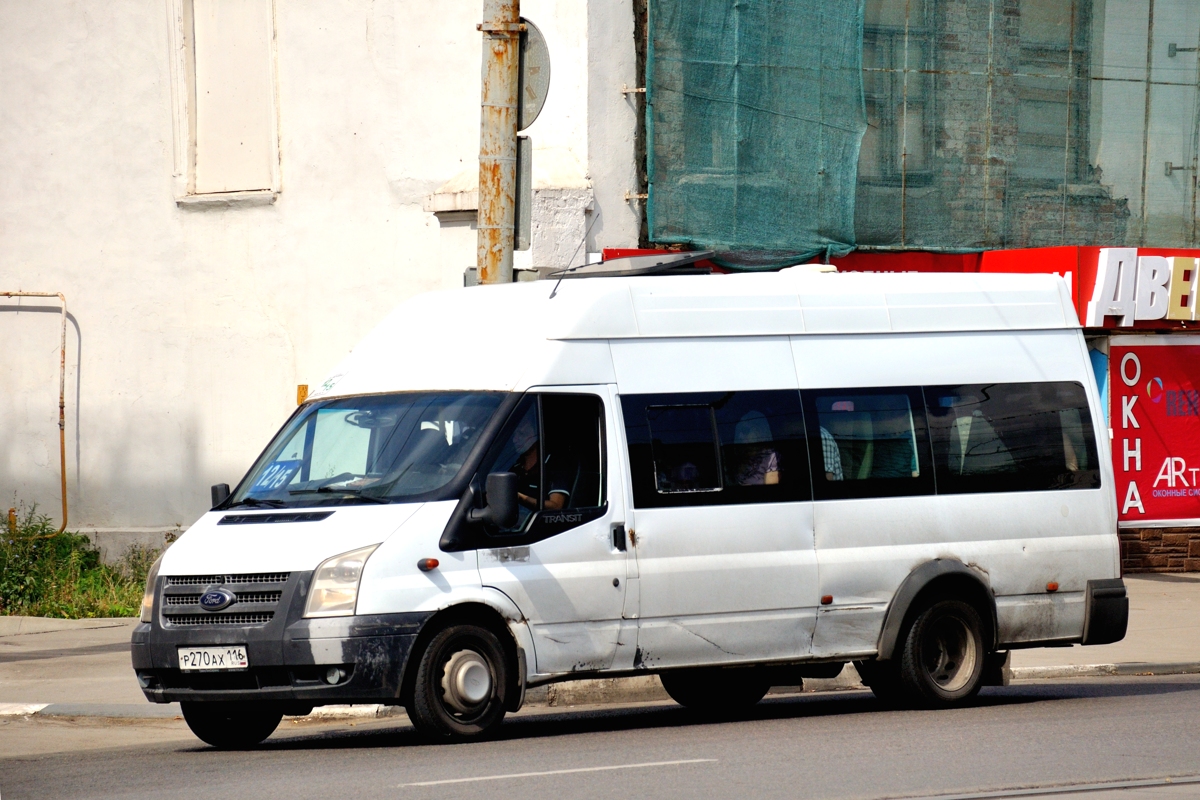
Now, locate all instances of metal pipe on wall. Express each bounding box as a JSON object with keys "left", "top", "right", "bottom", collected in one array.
[
  {"left": 476, "top": 0, "right": 522, "bottom": 285},
  {"left": 1, "top": 291, "right": 69, "bottom": 534}
]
